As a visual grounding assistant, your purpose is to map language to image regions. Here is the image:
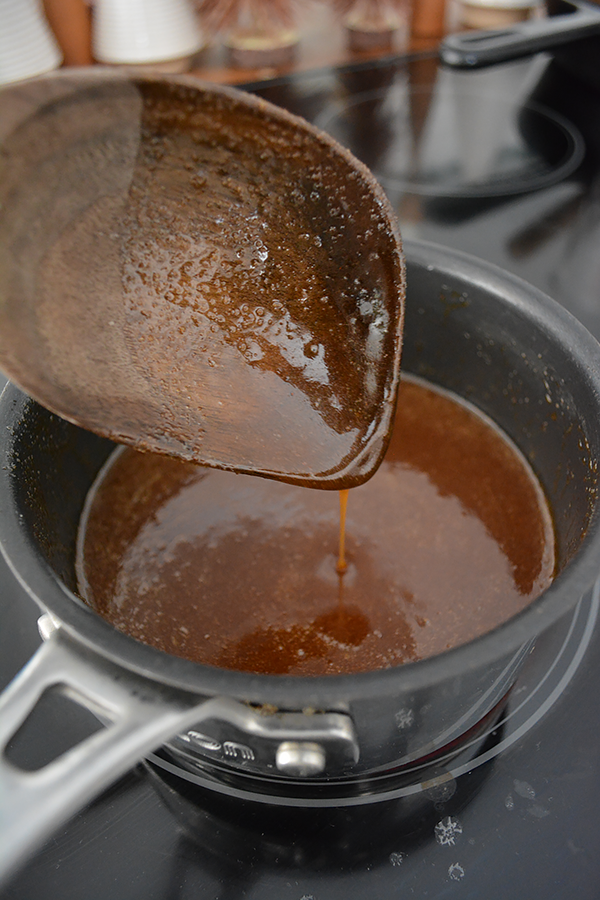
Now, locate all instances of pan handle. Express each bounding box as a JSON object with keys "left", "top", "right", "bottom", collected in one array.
[
  {"left": 0, "top": 618, "right": 360, "bottom": 889},
  {"left": 0, "top": 623, "right": 215, "bottom": 890},
  {"left": 439, "top": 7, "right": 600, "bottom": 68}
]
